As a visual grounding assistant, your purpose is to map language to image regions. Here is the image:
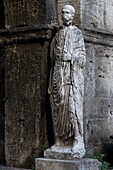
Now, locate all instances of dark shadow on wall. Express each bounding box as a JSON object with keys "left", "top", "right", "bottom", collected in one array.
[
  {"left": 0, "top": 0, "right": 5, "bottom": 29},
  {"left": 103, "top": 142, "right": 113, "bottom": 167},
  {"left": 46, "top": 41, "right": 55, "bottom": 148},
  {"left": 0, "top": 46, "right": 5, "bottom": 164},
  {"left": 0, "top": 0, "right": 6, "bottom": 164}
]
